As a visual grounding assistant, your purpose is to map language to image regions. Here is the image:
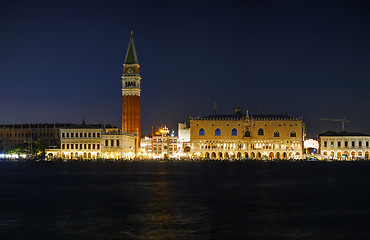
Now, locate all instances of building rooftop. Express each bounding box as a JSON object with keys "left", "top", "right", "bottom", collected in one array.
[
  {"left": 0, "top": 123, "right": 117, "bottom": 129},
  {"left": 318, "top": 131, "right": 370, "bottom": 137}
]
